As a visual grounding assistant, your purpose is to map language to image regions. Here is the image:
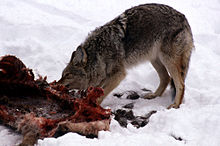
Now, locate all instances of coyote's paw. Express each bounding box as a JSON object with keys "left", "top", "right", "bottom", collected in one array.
[
  {"left": 167, "top": 103, "right": 179, "bottom": 109},
  {"left": 143, "top": 93, "right": 157, "bottom": 99}
]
